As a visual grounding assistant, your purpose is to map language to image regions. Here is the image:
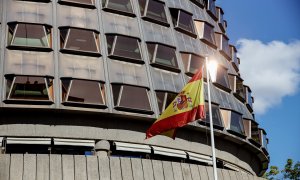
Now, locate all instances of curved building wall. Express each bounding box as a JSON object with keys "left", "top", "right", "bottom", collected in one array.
[{"left": 0, "top": 0, "right": 269, "bottom": 178}]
